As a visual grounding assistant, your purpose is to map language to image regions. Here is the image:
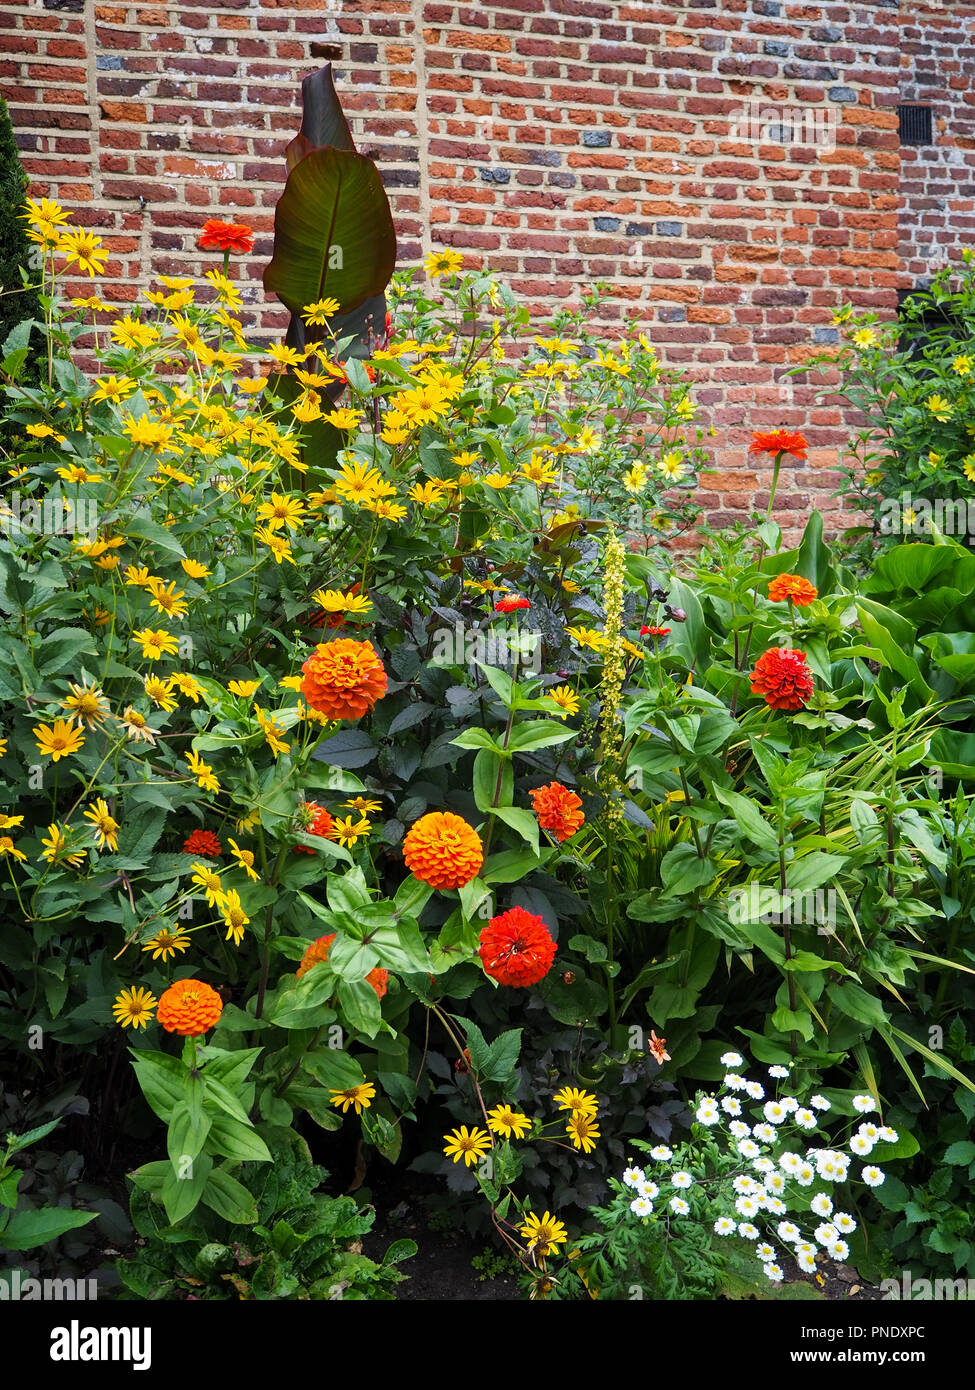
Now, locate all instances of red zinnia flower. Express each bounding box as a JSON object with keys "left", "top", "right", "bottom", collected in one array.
[
  {"left": 530, "top": 781, "right": 585, "bottom": 843},
  {"left": 749, "top": 430, "right": 808, "bottom": 461},
  {"left": 640, "top": 625, "right": 672, "bottom": 638},
  {"left": 182, "top": 828, "right": 222, "bottom": 858},
  {"left": 197, "top": 219, "right": 254, "bottom": 255},
  {"left": 294, "top": 802, "right": 336, "bottom": 854},
  {"left": 478, "top": 906, "right": 557, "bottom": 988},
  {"left": 750, "top": 647, "right": 814, "bottom": 712},
  {"left": 494, "top": 595, "right": 531, "bottom": 613}
]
